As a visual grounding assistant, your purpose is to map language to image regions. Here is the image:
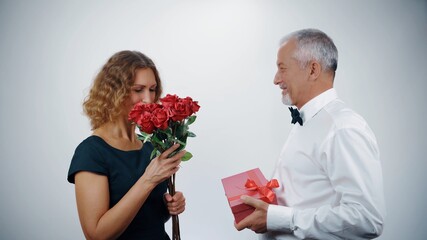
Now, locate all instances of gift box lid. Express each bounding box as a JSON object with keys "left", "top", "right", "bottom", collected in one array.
[{"left": 221, "top": 168, "right": 273, "bottom": 214}]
